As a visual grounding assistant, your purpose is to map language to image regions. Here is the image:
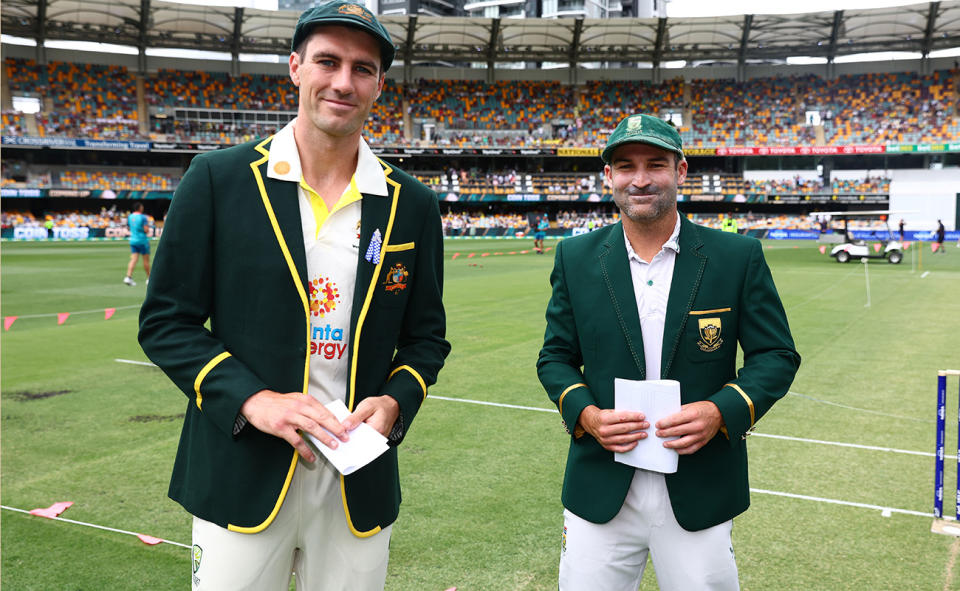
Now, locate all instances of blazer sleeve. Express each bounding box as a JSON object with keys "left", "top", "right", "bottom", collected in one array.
[
  {"left": 537, "top": 241, "right": 595, "bottom": 436},
  {"left": 709, "top": 239, "right": 801, "bottom": 443},
  {"left": 138, "top": 155, "right": 269, "bottom": 437},
  {"left": 379, "top": 194, "right": 450, "bottom": 445}
]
